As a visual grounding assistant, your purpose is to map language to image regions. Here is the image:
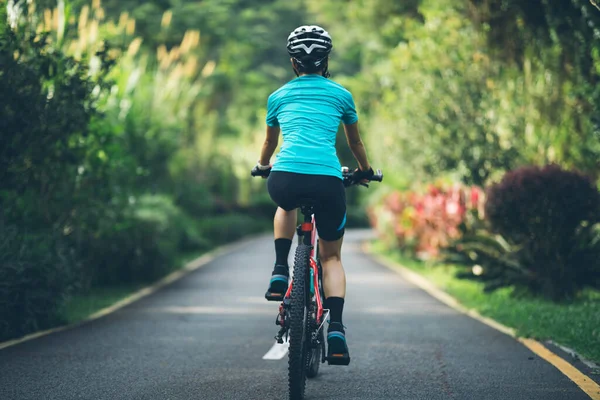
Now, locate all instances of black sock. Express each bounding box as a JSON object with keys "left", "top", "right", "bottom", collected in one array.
[
  {"left": 324, "top": 297, "right": 344, "bottom": 327},
  {"left": 274, "top": 238, "right": 292, "bottom": 267},
  {"left": 272, "top": 265, "right": 289, "bottom": 277}
]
